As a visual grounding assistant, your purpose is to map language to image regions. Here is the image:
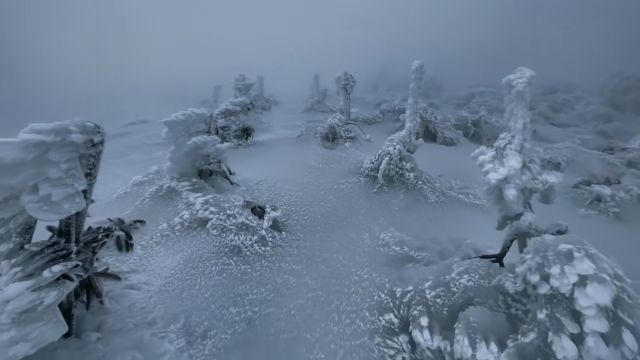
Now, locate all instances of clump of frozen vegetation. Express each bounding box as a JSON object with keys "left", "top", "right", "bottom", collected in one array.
[
  {"left": 472, "top": 67, "right": 565, "bottom": 266},
  {"left": 115, "top": 107, "right": 283, "bottom": 254},
  {"left": 304, "top": 74, "right": 334, "bottom": 113},
  {"left": 374, "top": 67, "right": 640, "bottom": 360},
  {"left": 0, "top": 120, "right": 144, "bottom": 359},
  {"left": 162, "top": 108, "right": 237, "bottom": 186},
  {"left": 375, "top": 236, "right": 640, "bottom": 360},
  {"left": 361, "top": 61, "right": 478, "bottom": 202},
  {"left": 316, "top": 72, "right": 371, "bottom": 147}
]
